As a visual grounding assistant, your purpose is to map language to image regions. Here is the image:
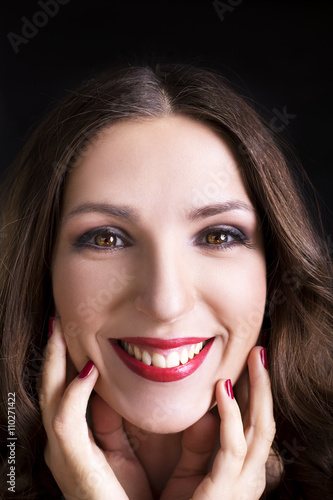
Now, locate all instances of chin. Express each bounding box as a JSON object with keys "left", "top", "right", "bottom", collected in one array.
[
  {"left": 94, "top": 378, "right": 215, "bottom": 434},
  {"left": 126, "top": 408, "right": 209, "bottom": 434}
]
